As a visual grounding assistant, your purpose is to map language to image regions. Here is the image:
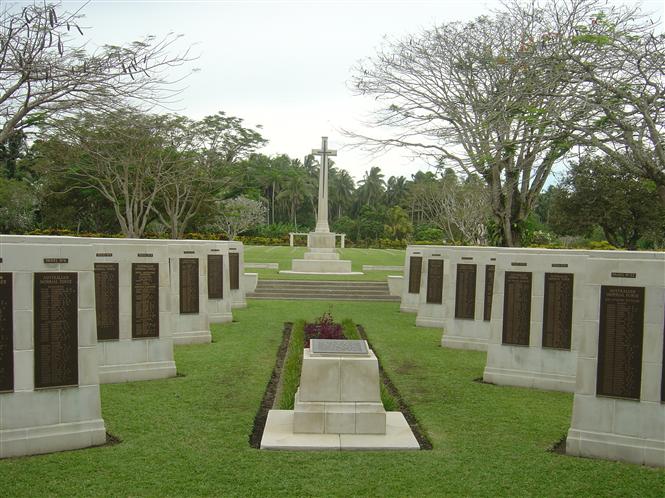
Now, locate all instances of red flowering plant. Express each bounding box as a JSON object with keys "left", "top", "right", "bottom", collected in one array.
[{"left": 303, "top": 312, "right": 345, "bottom": 347}]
